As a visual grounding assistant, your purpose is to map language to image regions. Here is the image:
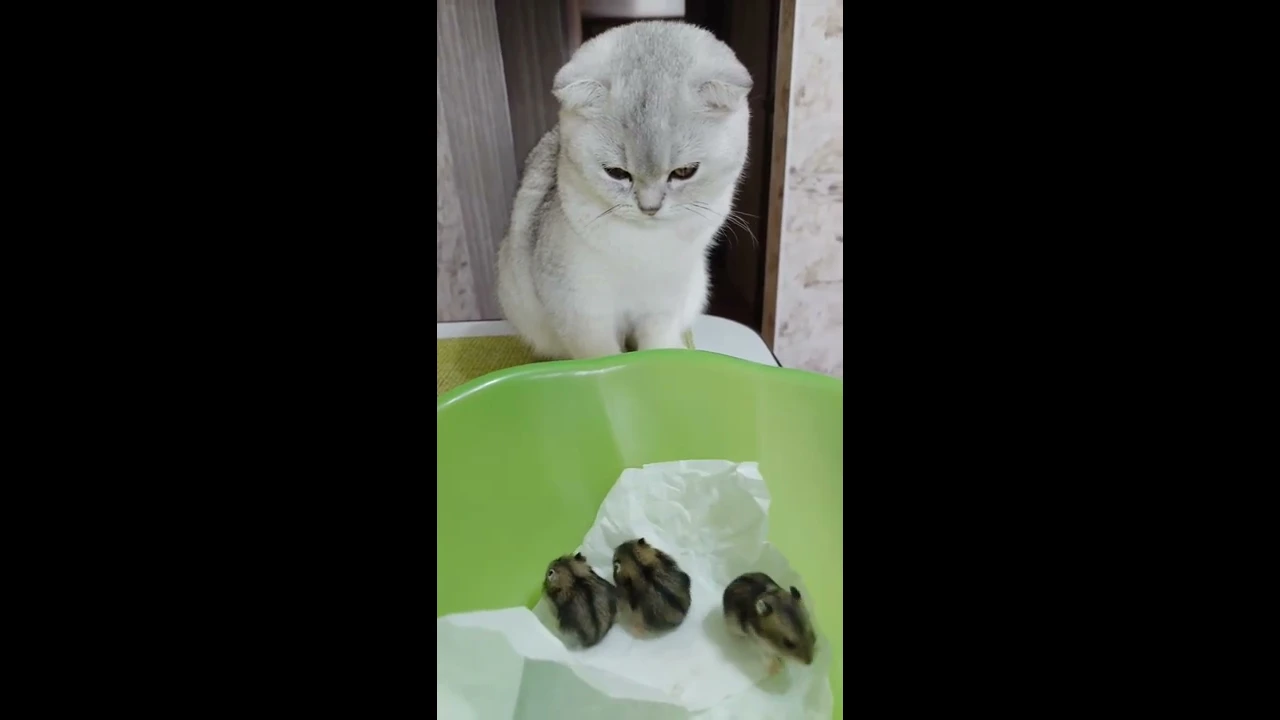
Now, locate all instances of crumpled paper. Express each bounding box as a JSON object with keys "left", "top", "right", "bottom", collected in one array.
[{"left": 436, "top": 460, "right": 833, "bottom": 719}]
